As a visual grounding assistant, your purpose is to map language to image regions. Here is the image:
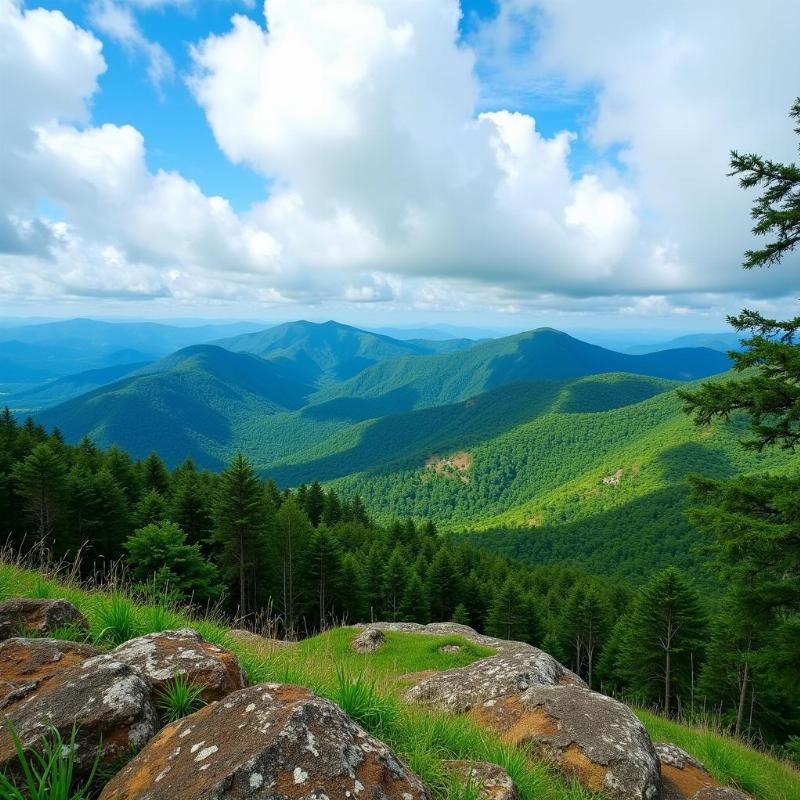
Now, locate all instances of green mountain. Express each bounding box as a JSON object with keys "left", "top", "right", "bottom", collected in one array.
[
  {"left": 310, "top": 327, "right": 731, "bottom": 420},
  {"left": 37, "top": 345, "right": 314, "bottom": 468},
  {"left": 216, "top": 319, "right": 473, "bottom": 385},
  {"left": 626, "top": 332, "right": 743, "bottom": 354},
  {"left": 323, "top": 375, "right": 795, "bottom": 583},
  {"left": 5, "top": 361, "right": 151, "bottom": 413}
]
